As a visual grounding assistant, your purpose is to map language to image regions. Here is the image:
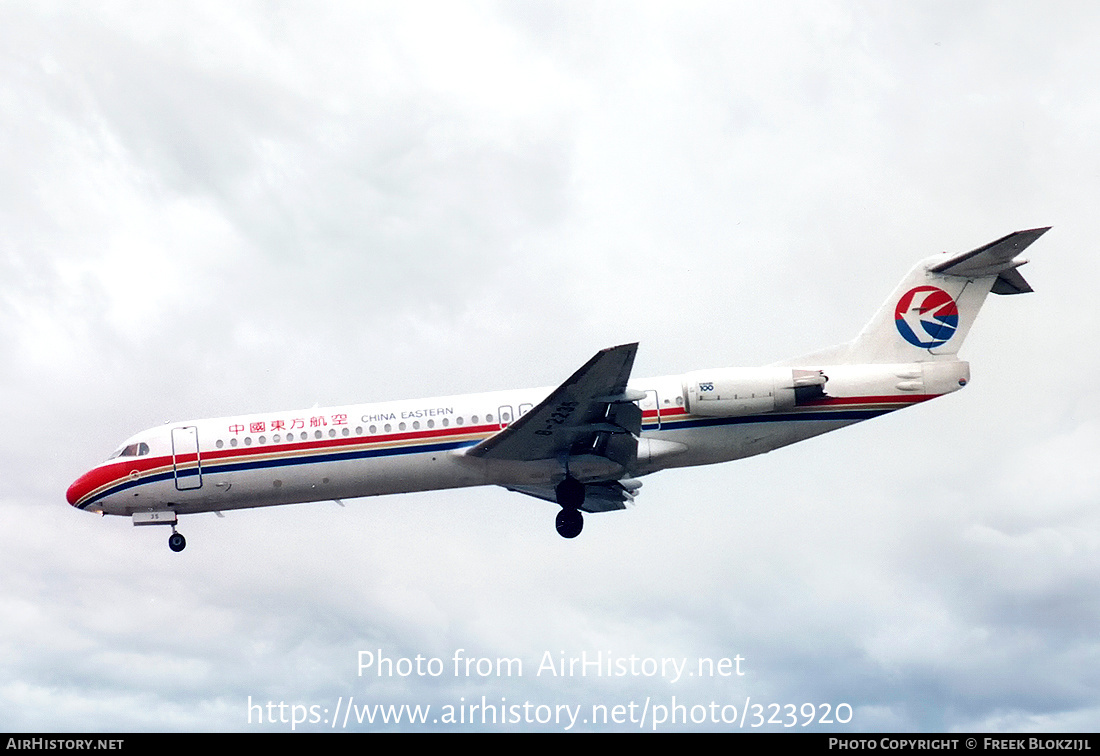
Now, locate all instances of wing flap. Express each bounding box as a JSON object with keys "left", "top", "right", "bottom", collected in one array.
[{"left": 506, "top": 478, "right": 640, "bottom": 513}]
